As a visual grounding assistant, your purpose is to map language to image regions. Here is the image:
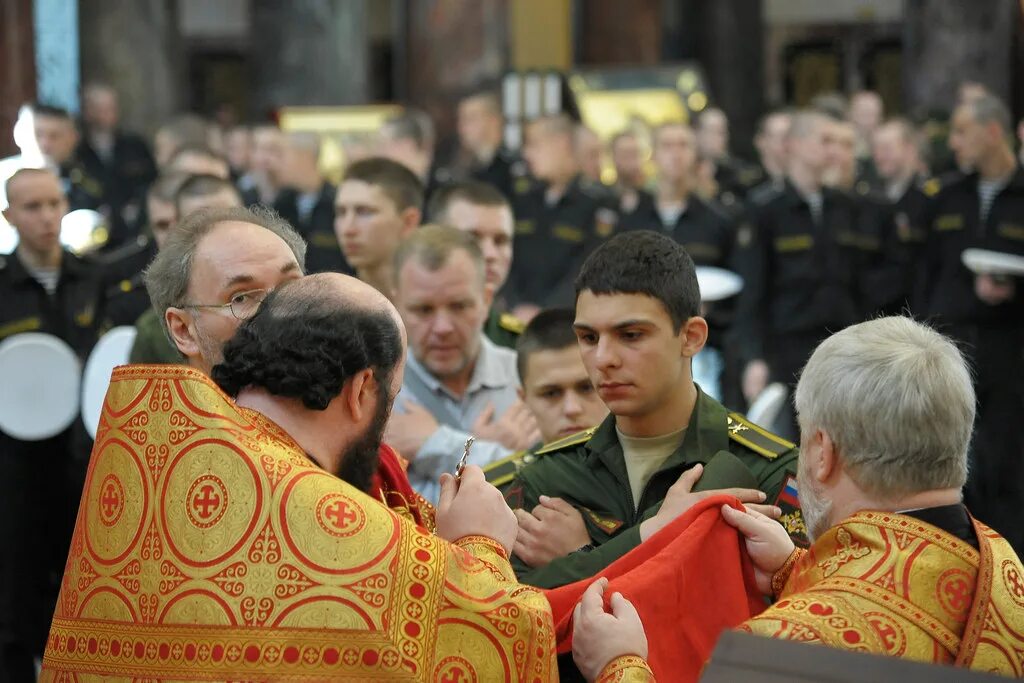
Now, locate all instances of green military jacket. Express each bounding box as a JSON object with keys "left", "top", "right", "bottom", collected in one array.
[
  {"left": 482, "top": 306, "right": 524, "bottom": 349},
  {"left": 505, "top": 388, "right": 805, "bottom": 589},
  {"left": 129, "top": 308, "right": 182, "bottom": 364}
]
